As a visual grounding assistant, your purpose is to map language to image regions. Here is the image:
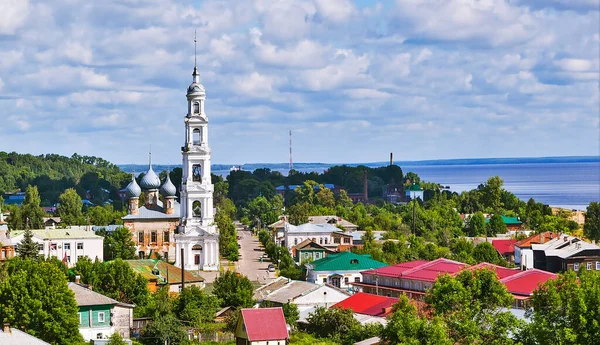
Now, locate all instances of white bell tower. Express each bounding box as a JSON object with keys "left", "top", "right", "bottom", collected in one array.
[{"left": 174, "top": 61, "right": 220, "bottom": 271}]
